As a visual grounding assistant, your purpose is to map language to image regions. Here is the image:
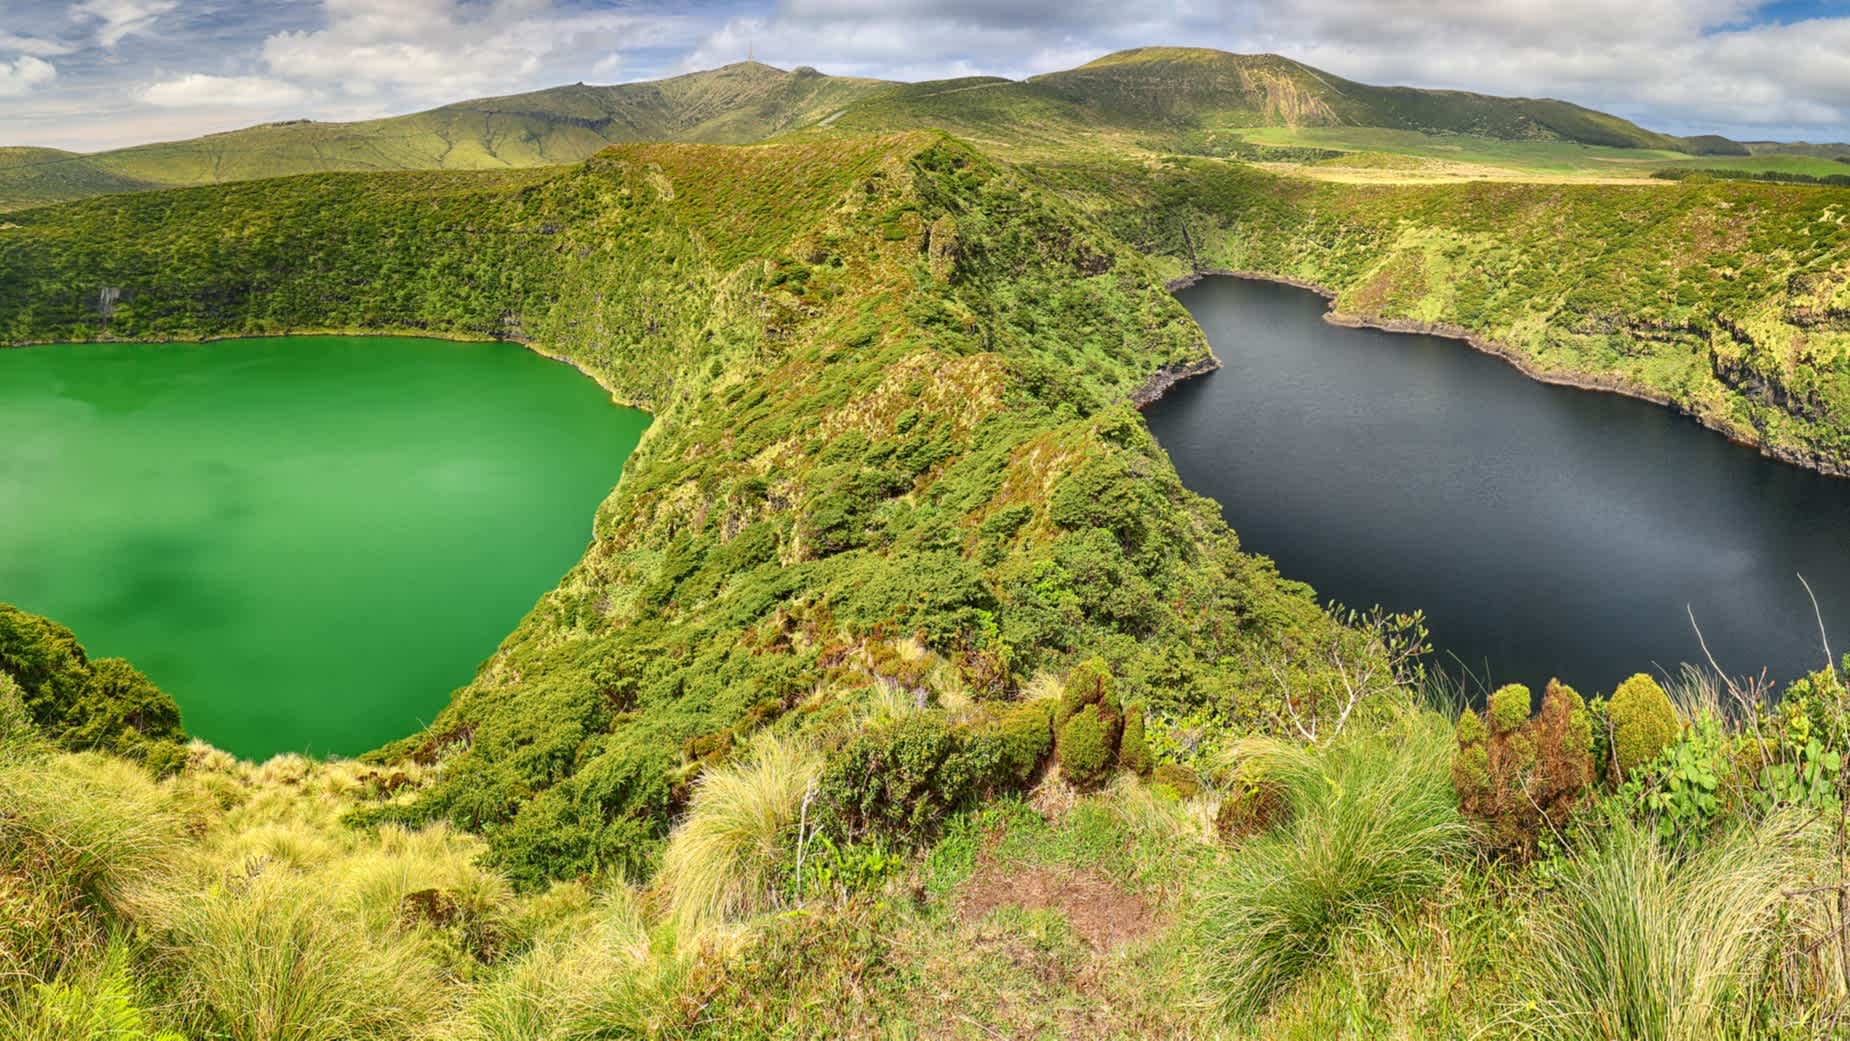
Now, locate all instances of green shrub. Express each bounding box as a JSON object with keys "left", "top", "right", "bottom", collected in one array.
[
  {"left": 1056, "top": 704, "right": 1118, "bottom": 788},
  {"left": 1117, "top": 708, "right": 1151, "bottom": 776},
  {"left": 1055, "top": 657, "right": 1118, "bottom": 726},
  {"left": 1487, "top": 682, "right": 1531, "bottom": 733},
  {"left": 963, "top": 700, "right": 1054, "bottom": 789},
  {"left": 1454, "top": 680, "right": 1594, "bottom": 856},
  {"left": 1609, "top": 673, "right": 1678, "bottom": 781},
  {"left": 819, "top": 713, "right": 975, "bottom": 841},
  {"left": 1194, "top": 720, "right": 1468, "bottom": 1022}
]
